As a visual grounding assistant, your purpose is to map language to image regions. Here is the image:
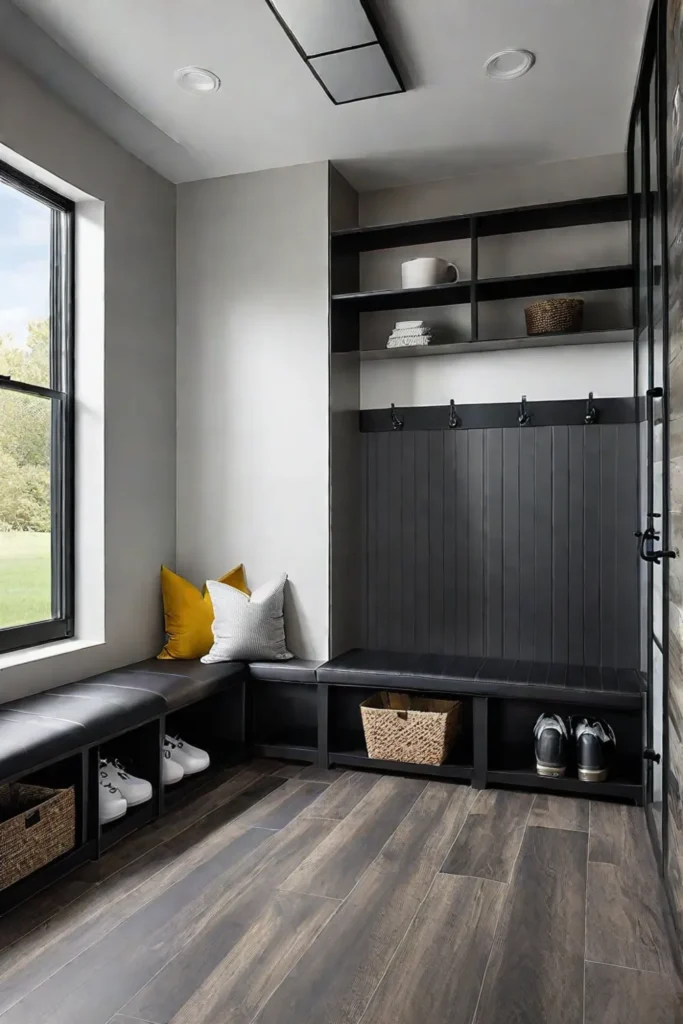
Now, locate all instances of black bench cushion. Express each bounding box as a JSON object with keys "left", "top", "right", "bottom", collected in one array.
[
  {"left": 99, "top": 659, "right": 248, "bottom": 711},
  {"left": 248, "top": 659, "right": 322, "bottom": 683},
  {"left": 0, "top": 688, "right": 164, "bottom": 745},
  {"left": 0, "top": 709, "right": 86, "bottom": 781},
  {"left": 316, "top": 649, "right": 644, "bottom": 709}
]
